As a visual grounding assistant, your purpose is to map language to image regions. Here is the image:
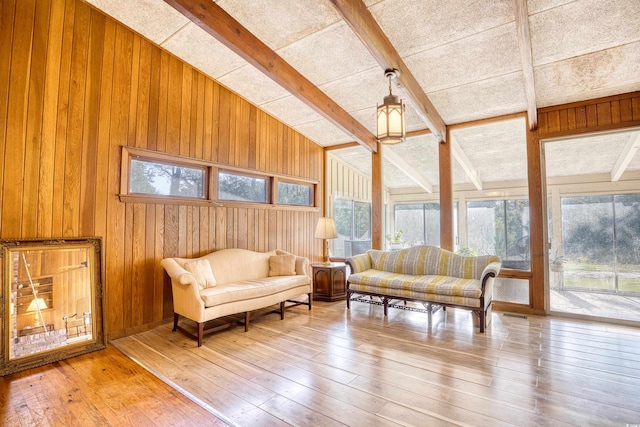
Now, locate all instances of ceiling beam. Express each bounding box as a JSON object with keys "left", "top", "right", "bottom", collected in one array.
[
  {"left": 450, "top": 134, "right": 483, "bottom": 190},
  {"left": 513, "top": 0, "right": 538, "bottom": 130},
  {"left": 611, "top": 132, "right": 640, "bottom": 182},
  {"left": 383, "top": 147, "right": 433, "bottom": 193},
  {"left": 163, "top": 0, "right": 378, "bottom": 153},
  {"left": 330, "top": 0, "right": 447, "bottom": 143}
]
